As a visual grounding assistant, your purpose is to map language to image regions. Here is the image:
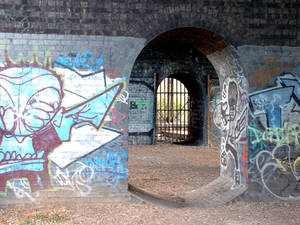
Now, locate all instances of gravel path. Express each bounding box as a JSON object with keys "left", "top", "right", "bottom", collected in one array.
[{"left": 1, "top": 199, "right": 300, "bottom": 225}]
